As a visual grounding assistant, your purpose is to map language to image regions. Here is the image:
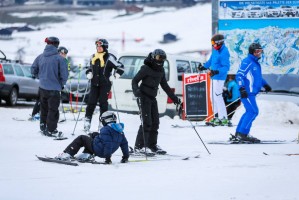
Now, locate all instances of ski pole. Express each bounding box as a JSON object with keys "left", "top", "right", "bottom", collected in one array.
[
  {"left": 111, "top": 80, "right": 120, "bottom": 123},
  {"left": 71, "top": 80, "right": 90, "bottom": 136},
  {"left": 75, "top": 64, "right": 82, "bottom": 112},
  {"left": 59, "top": 95, "right": 67, "bottom": 123},
  {"left": 137, "top": 97, "right": 148, "bottom": 160},
  {"left": 186, "top": 116, "right": 211, "bottom": 154}
]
